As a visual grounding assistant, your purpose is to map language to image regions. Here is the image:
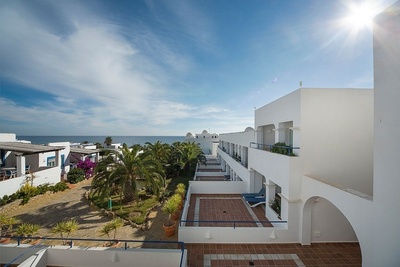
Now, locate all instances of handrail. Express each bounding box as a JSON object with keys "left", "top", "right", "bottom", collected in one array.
[
  {"left": 250, "top": 142, "right": 299, "bottom": 155},
  {"left": 179, "top": 220, "right": 287, "bottom": 228},
  {"left": 1, "top": 236, "right": 186, "bottom": 267}
]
